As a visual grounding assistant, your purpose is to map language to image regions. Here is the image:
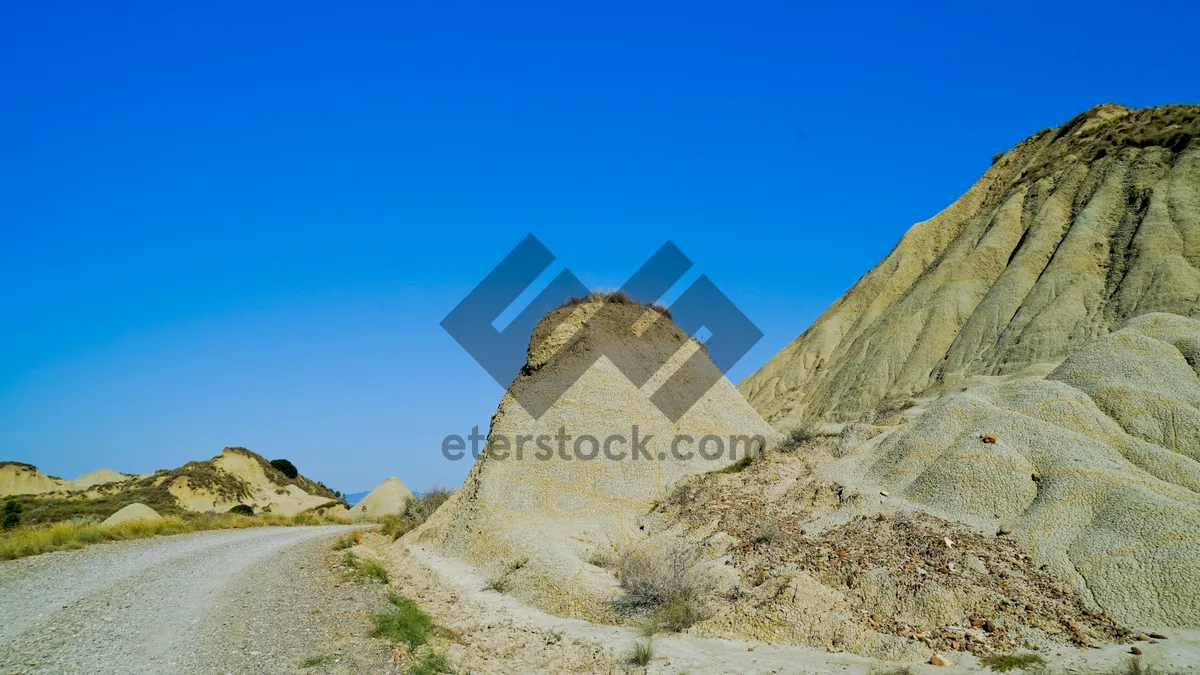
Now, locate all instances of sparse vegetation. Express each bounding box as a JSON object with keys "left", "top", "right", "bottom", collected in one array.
[
  {"left": 409, "top": 651, "right": 454, "bottom": 675},
  {"left": 1111, "top": 656, "right": 1161, "bottom": 675},
  {"left": 299, "top": 654, "right": 333, "bottom": 668},
  {"left": 484, "top": 556, "right": 528, "bottom": 593},
  {"left": 269, "top": 458, "right": 299, "bottom": 479},
  {"left": 331, "top": 532, "right": 358, "bottom": 550},
  {"left": 625, "top": 638, "right": 654, "bottom": 667},
  {"left": 560, "top": 289, "right": 672, "bottom": 320},
  {"left": 377, "top": 487, "right": 452, "bottom": 540},
  {"left": 341, "top": 551, "right": 390, "bottom": 584},
  {"left": 716, "top": 455, "right": 753, "bottom": 473},
  {"left": 616, "top": 540, "right": 712, "bottom": 632},
  {"left": 227, "top": 504, "right": 254, "bottom": 516},
  {"left": 979, "top": 653, "right": 1047, "bottom": 672},
  {"left": 0, "top": 511, "right": 347, "bottom": 561},
  {"left": 370, "top": 592, "right": 432, "bottom": 648}
]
